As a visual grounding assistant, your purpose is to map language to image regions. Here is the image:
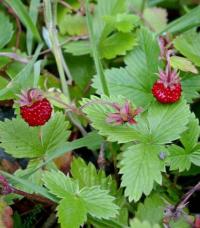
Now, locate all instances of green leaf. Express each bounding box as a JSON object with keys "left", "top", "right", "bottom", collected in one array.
[
  {"left": 144, "top": 99, "right": 190, "bottom": 144},
  {"left": 57, "top": 196, "right": 87, "bottom": 228},
  {"left": 58, "top": 14, "right": 87, "bottom": 35},
  {"left": 82, "top": 97, "right": 190, "bottom": 144},
  {"left": 26, "top": 0, "right": 40, "bottom": 55},
  {"left": 0, "top": 118, "right": 43, "bottom": 158},
  {"left": 81, "top": 96, "right": 142, "bottom": 143},
  {"left": 93, "top": 27, "right": 160, "bottom": 107},
  {"left": 170, "top": 56, "right": 198, "bottom": 74},
  {"left": 173, "top": 30, "right": 200, "bottom": 67},
  {"left": 42, "top": 170, "right": 79, "bottom": 198},
  {"left": 4, "top": 0, "right": 41, "bottom": 41},
  {"left": 130, "top": 218, "right": 160, "bottom": 228},
  {"left": 0, "top": 44, "right": 42, "bottom": 100},
  {"left": 166, "top": 145, "right": 192, "bottom": 172},
  {"left": 166, "top": 115, "right": 200, "bottom": 171},
  {"left": 0, "top": 77, "right": 8, "bottom": 89},
  {"left": 103, "top": 13, "right": 140, "bottom": 32},
  {"left": 160, "top": 5, "right": 200, "bottom": 34},
  {"left": 64, "top": 40, "right": 91, "bottom": 56},
  {"left": 71, "top": 157, "right": 114, "bottom": 189},
  {"left": 0, "top": 12, "right": 14, "bottom": 49},
  {"left": 41, "top": 112, "right": 70, "bottom": 153},
  {"left": 119, "top": 144, "right": 165, "bottom": 202},
  {"left": 1, "top": 171, "right": 57, "bottom": 203},
  {"left": 180, "top": 114, "right": 200, "bottom": 152},
  {"left": 181, "top": 72, "right": 200, "bottom": 103},
  {"left": 136, "top": 193, "right": 166, "bottom": 225},
  {"left": 93, "top": 0, "right": 126, "bottom": 40},
  {"left": 143, "top": 7, "right": 168, "bottom": 33},
  {"left": 71, "top": 158, "right": 128, "bottom": 225},
  {"left": 79, "top": 186, "right": 119, "bottom": 219},
  {"left": 99, "top": 32, "right": 137, "bottom": 59}
]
